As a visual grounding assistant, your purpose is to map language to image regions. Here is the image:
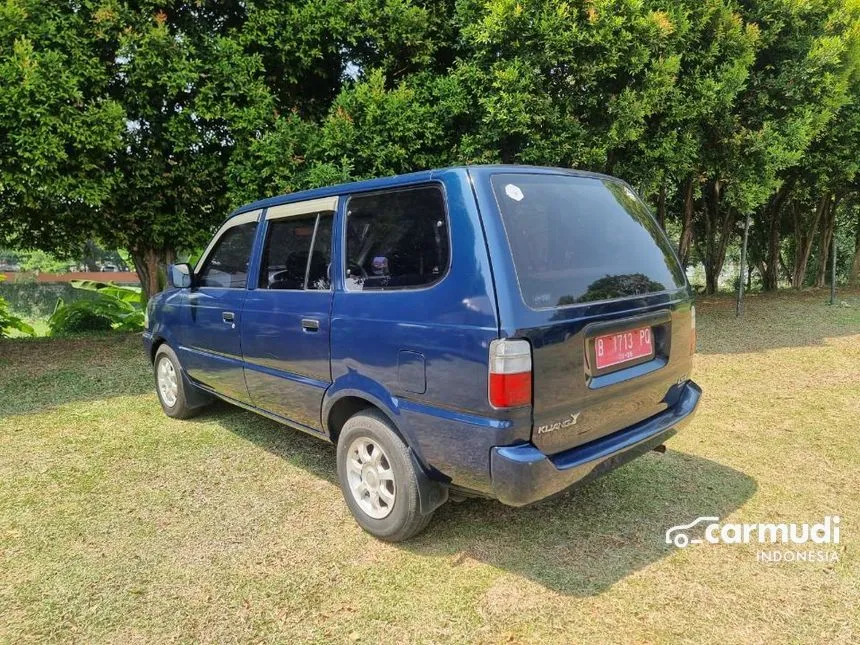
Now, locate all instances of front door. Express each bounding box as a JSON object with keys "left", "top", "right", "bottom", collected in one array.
[
  {"left": 177, "top": 211, "right": 260, "bottom": 403},
  {"left": 240, "top": 198, "right": 336, "bottom": 431}
]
